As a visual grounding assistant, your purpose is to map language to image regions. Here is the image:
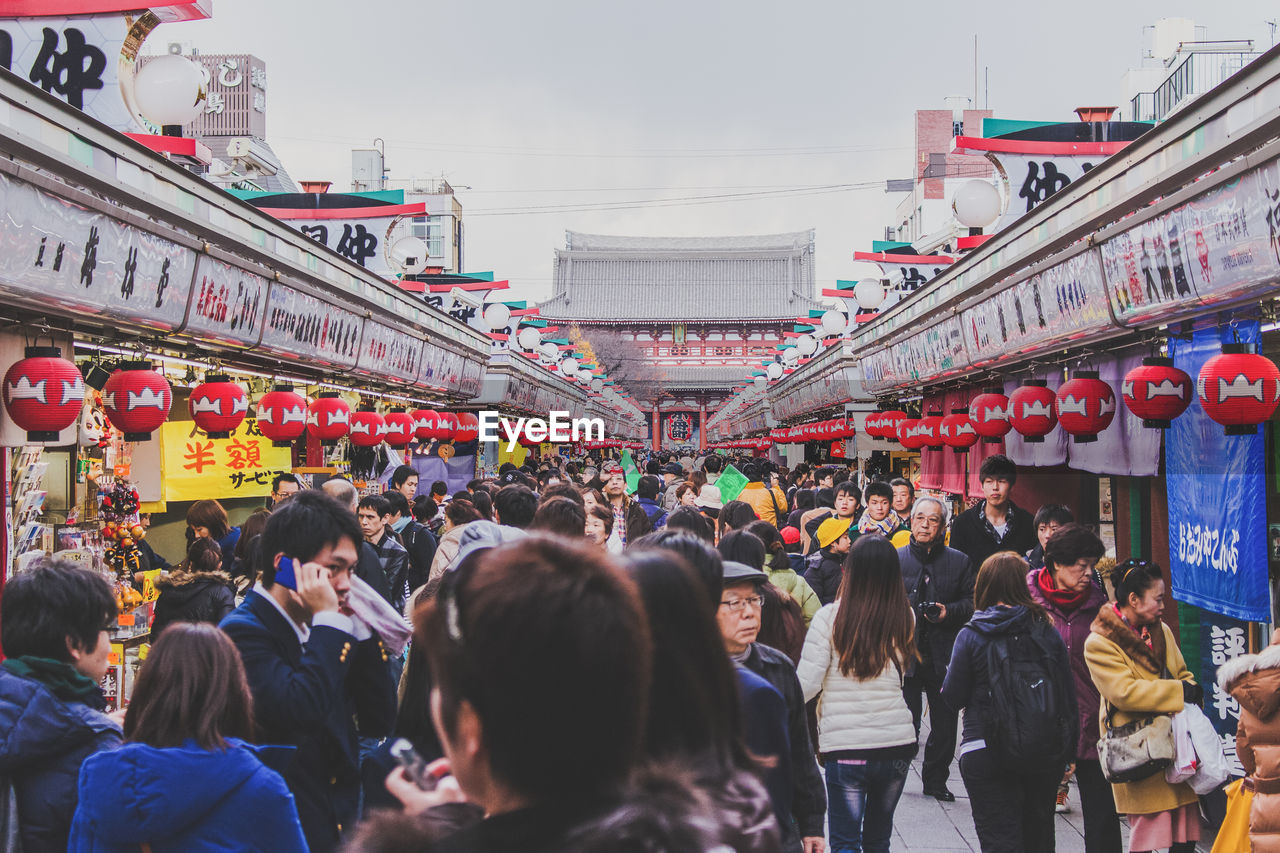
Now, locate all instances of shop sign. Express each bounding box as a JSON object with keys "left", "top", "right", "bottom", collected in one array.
[
  {"left": 1166, "top": 322, "right": 1270, "bottom": 622},
  {"left": 294, "top": 214, "right": 401, "bottom": 277},
  {"left": 990, "top": 152, "right": 1099, "bottom": 235},
  {"left": 419, "top": 343, "right": 462, "bottom": 391},
  {"left": 356, "top": 320, "right": 421, "bottom": 384},
  {"left": 159, "top": 418, "right": 291, "bottom": 502},
  {"left": 859, "top": 316, "right": 968, "bottom": 394},
  {"left": 1199, "top": 612, "right": 1249, "bottom": 778},
  {"left": 0, "top": 171, "right": 196, "bottom": 330},
  {"left": 182, "top": 255, "right": 267, "bottom": 346},
  {"left": 259, "top": 281, "right": 362, "bottom": 369},
  {"left": 962, "top": 250, "right": 1111, "bottom": 367}
]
